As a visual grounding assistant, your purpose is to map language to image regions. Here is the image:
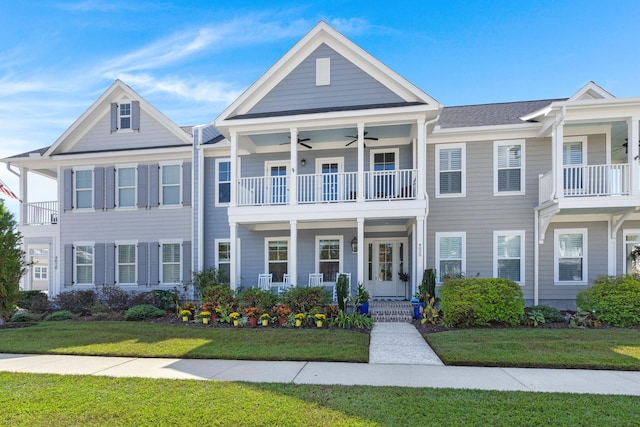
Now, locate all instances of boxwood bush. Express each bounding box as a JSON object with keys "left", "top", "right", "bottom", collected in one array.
[
  {"left": 124, "top": 304, "right": 166, "bottom": 321},
  {"left": 528, "top": 304, "right": 564, "bottom": 323},
  {"left": 440, "top": 278, "right": 525, "bottom": 327},
  {"left": 576, "top": 275, "right": 640, "bottom": 327},
  {"left": 45, "top": 310, "right": 75, "bottom": 321}
]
